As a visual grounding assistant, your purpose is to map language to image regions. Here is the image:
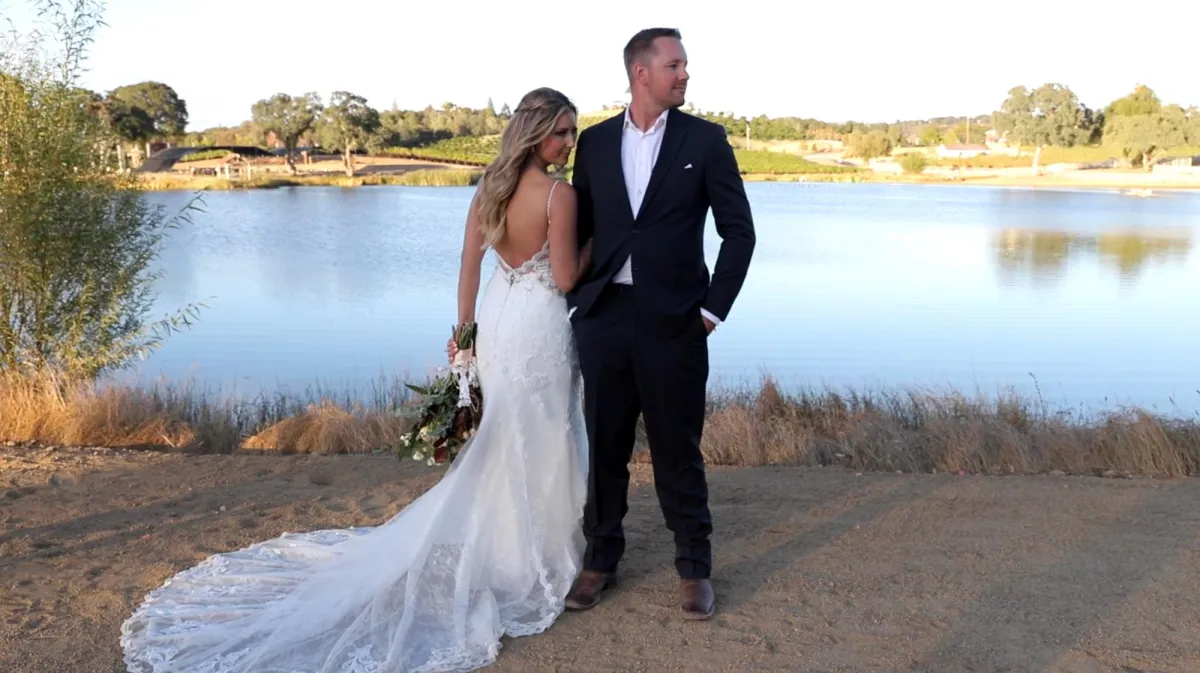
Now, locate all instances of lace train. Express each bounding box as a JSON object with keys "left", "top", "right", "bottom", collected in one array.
[{"left": 119, "top": 244, "right": 588, "bottom": 672}]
